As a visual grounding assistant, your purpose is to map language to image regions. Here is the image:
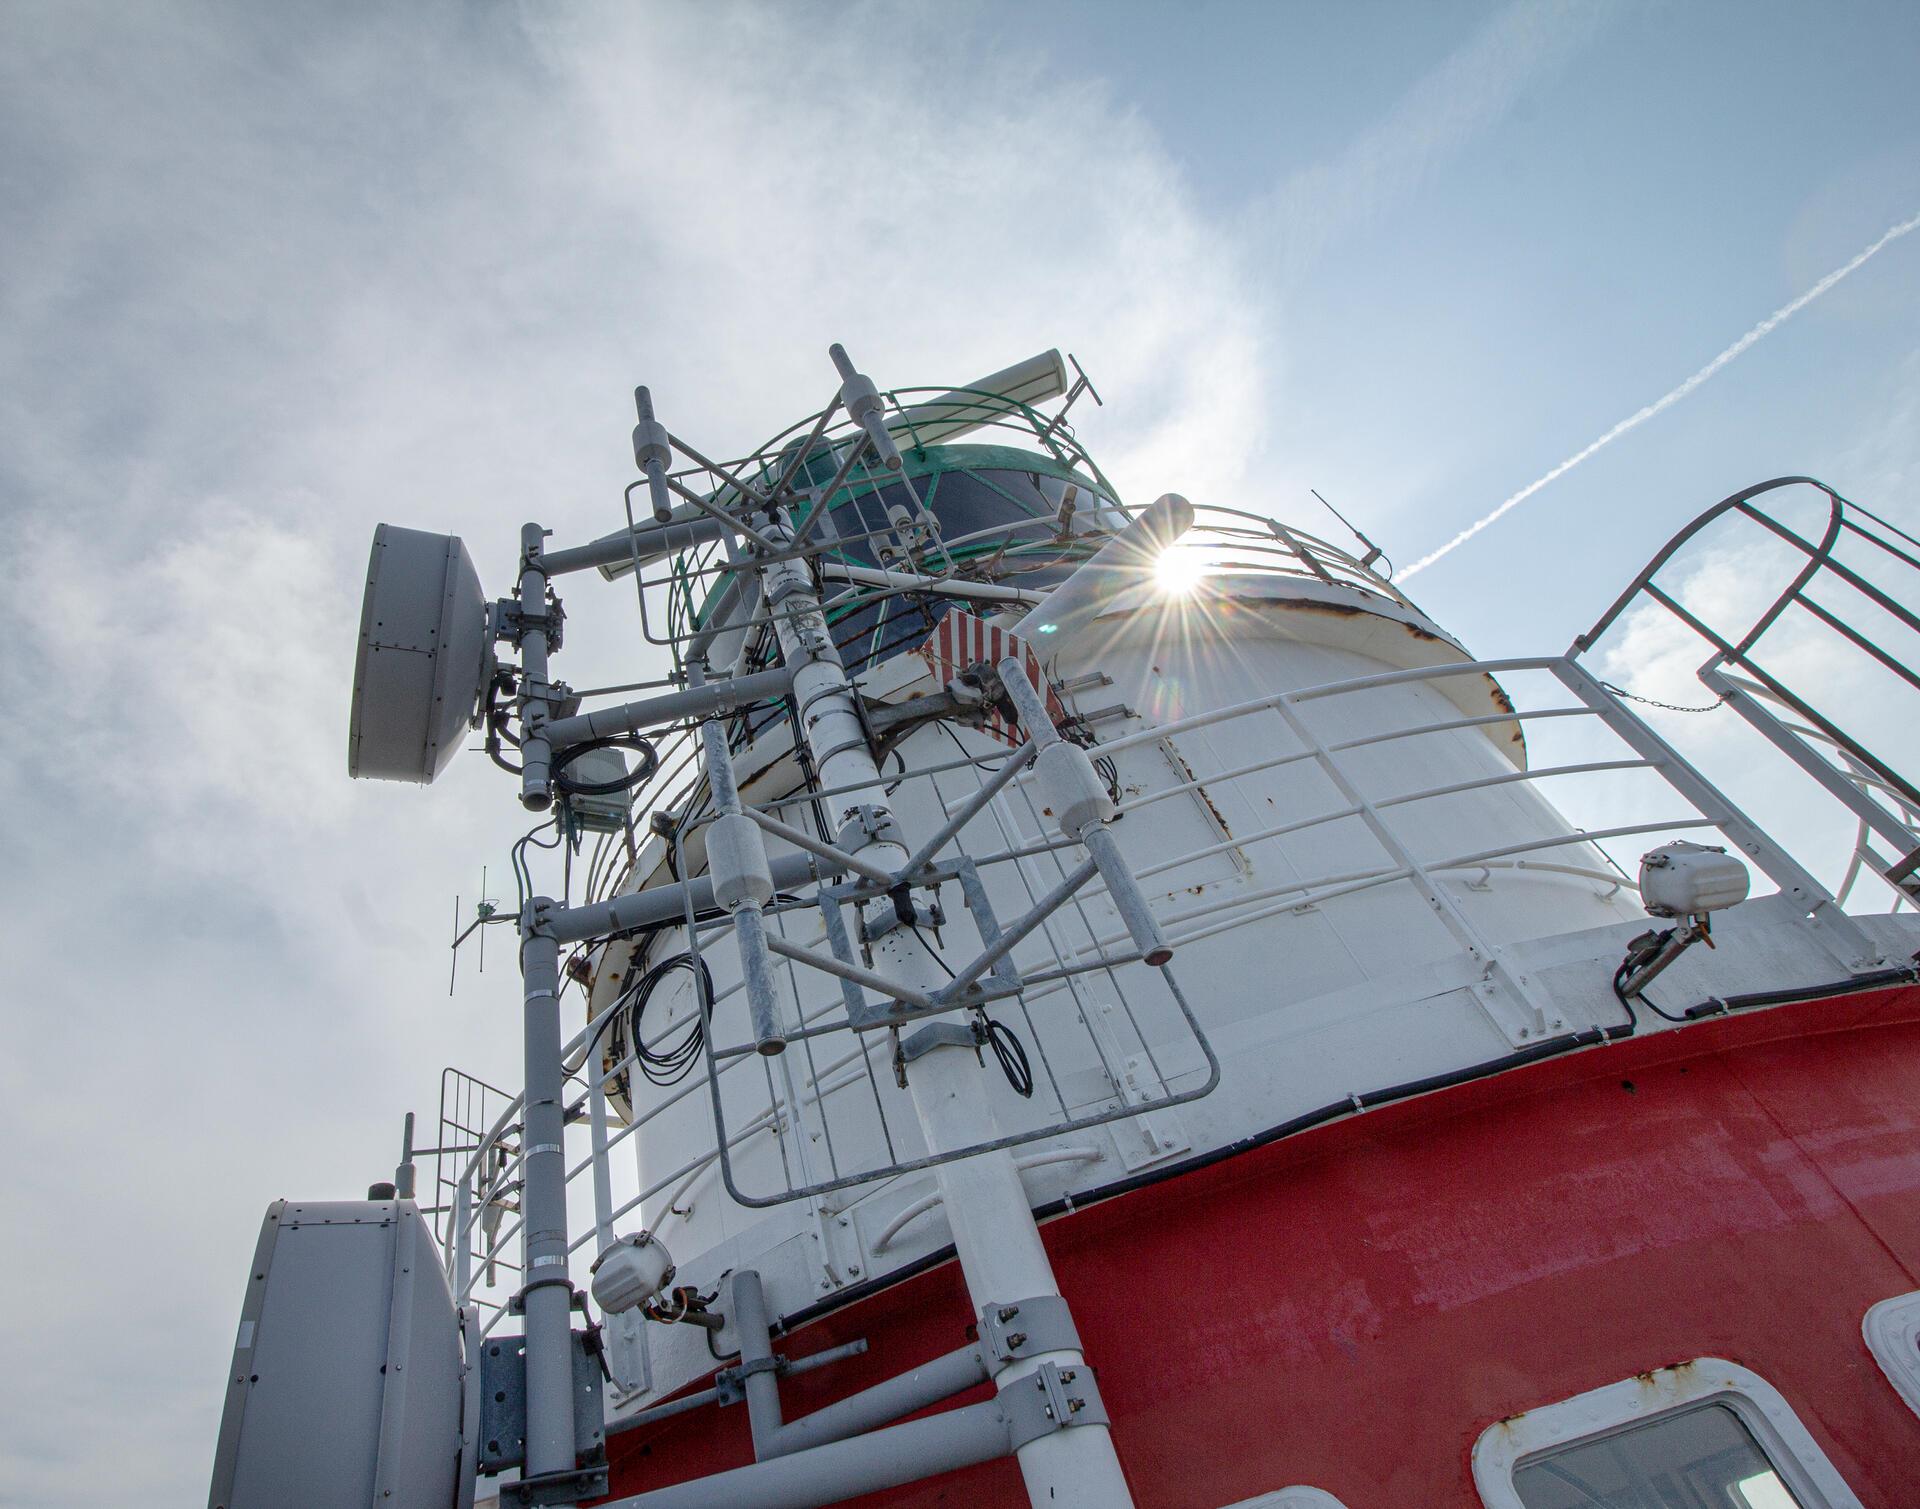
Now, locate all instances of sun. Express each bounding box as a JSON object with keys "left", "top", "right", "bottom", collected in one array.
[{"left": 1154, "top": 547, "right": 1205, "bottom": 595}]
